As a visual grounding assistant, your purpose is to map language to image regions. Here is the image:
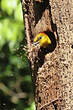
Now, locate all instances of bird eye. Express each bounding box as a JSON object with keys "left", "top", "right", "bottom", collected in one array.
[{"left": 38, "top": 36, "right": 42, "bottom": 40}]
